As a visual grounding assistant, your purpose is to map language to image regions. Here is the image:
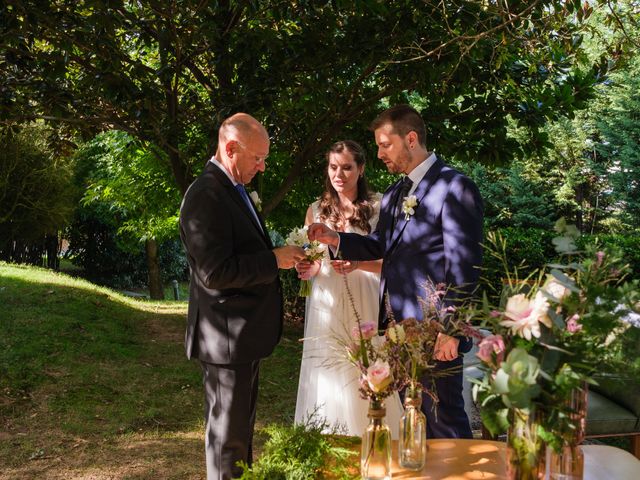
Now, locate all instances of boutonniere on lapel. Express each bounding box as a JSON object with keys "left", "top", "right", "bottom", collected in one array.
[
  {"left": 249, "top": 191, "right": 262, "bottom": 211},
  {"left": 402, "top": 195, "right": 418, "bottom": 221}
]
